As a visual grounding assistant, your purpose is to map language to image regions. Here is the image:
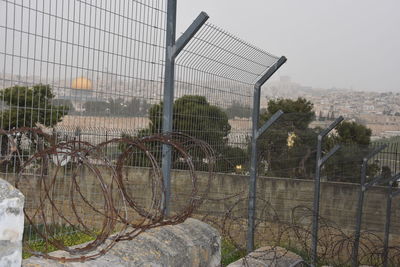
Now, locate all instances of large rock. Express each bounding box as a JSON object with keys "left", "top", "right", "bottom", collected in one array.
[
  {"left": 227, "top": 246, "right": 305, "bottom": 267},
  {"left": 0, "top": 178, "right": 25, "bottom": 267},
  {"left": 23, "top": 218, "right": 220, "bottom": 267}
]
